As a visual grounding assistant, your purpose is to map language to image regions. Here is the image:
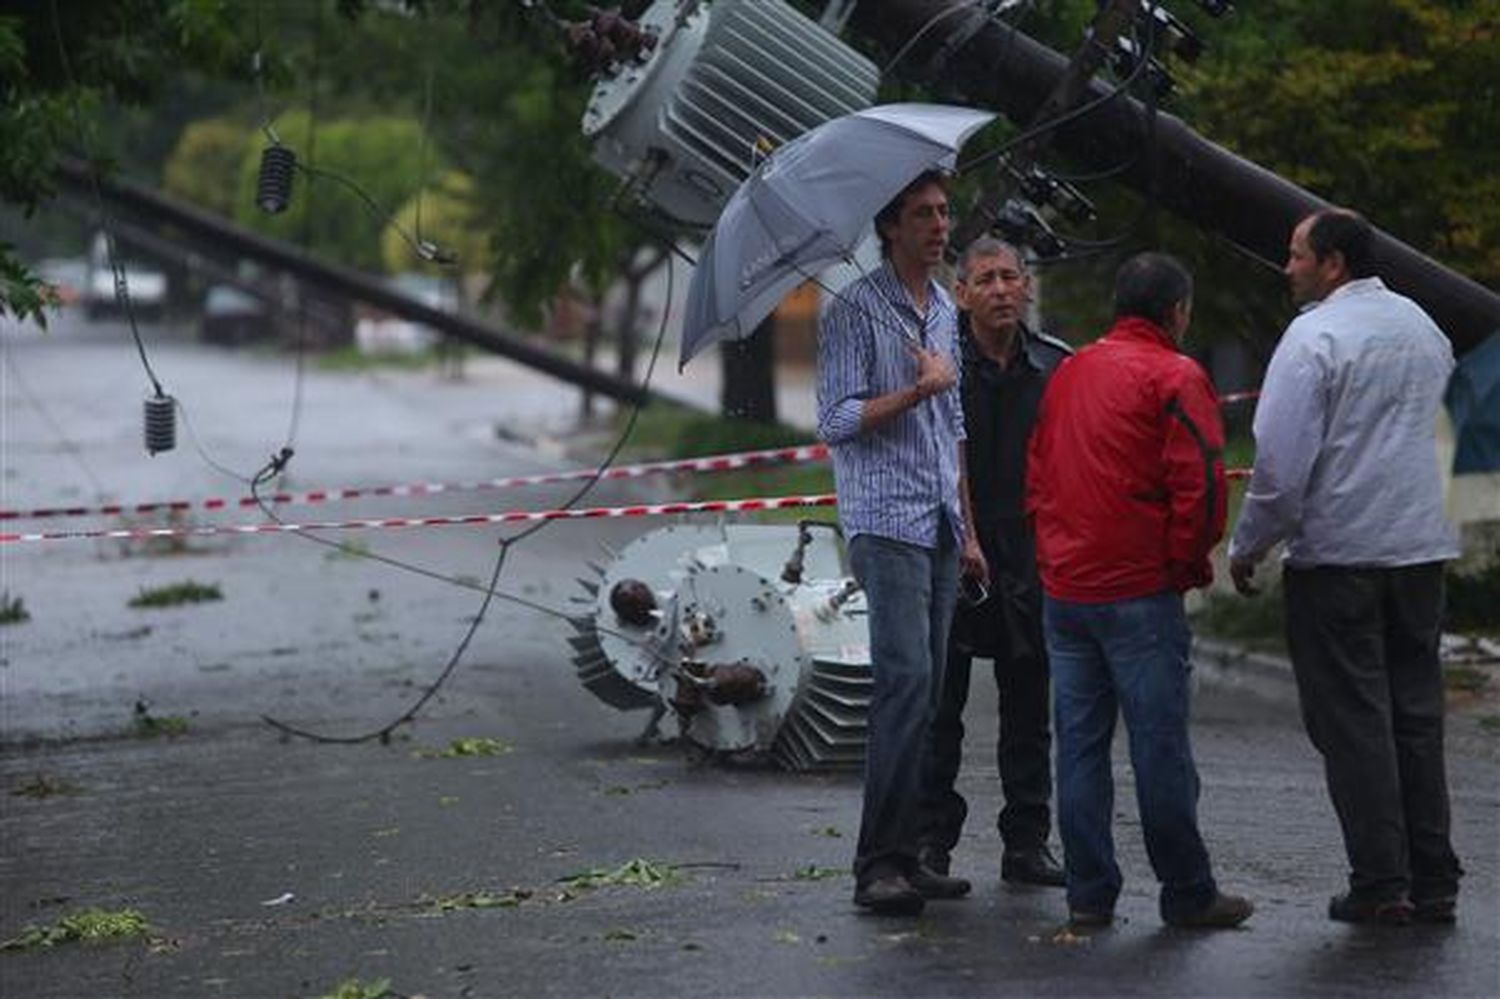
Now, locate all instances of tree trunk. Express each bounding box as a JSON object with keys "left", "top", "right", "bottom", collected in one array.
[{"left": 719, "top": 315, "right": 777, "bottom": 422}]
